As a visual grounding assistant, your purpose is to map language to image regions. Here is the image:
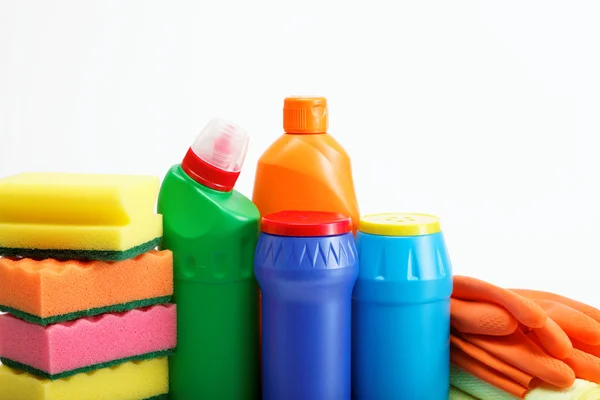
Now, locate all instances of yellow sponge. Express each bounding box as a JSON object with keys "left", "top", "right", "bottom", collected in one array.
[
  {"left": 0, "top": 357, "right": 168, "bottom": 400},
  {"left": 0, "top": 172, "right": 163, "bottom": 261}
]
